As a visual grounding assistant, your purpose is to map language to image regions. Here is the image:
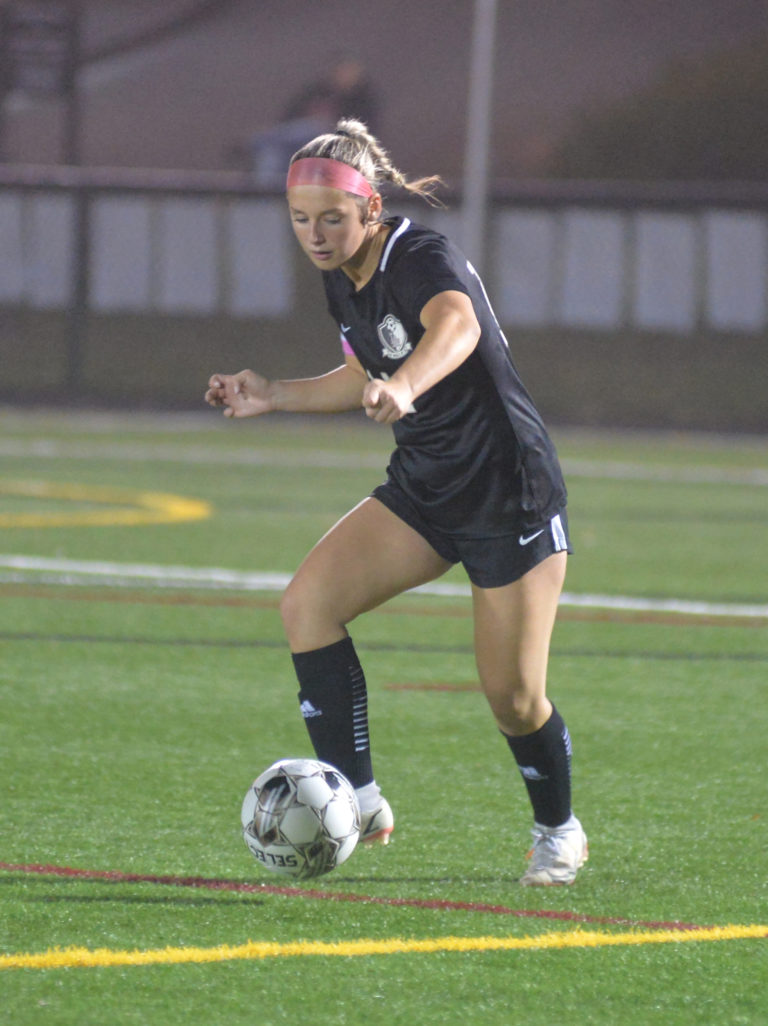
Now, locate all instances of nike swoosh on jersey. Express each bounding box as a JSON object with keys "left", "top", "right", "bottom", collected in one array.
[{"left": 518, "top": 529, "right": 545, "bottom": 546}]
